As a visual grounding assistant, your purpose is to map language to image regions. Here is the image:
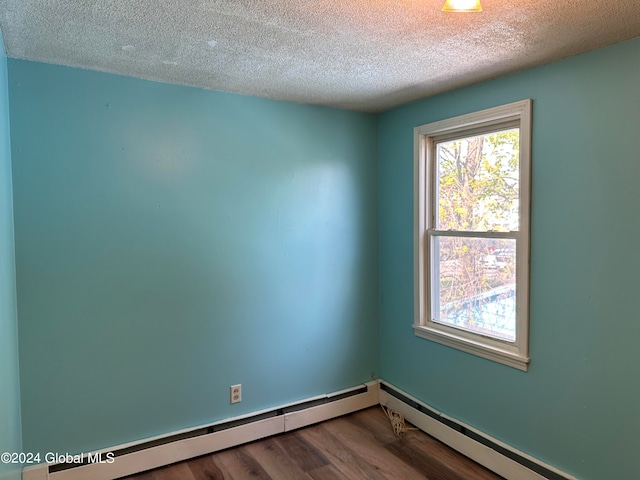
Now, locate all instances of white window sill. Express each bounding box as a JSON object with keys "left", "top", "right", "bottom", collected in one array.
[{"left": 413, "top": 325, "right": 530, "bottom": 371}]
